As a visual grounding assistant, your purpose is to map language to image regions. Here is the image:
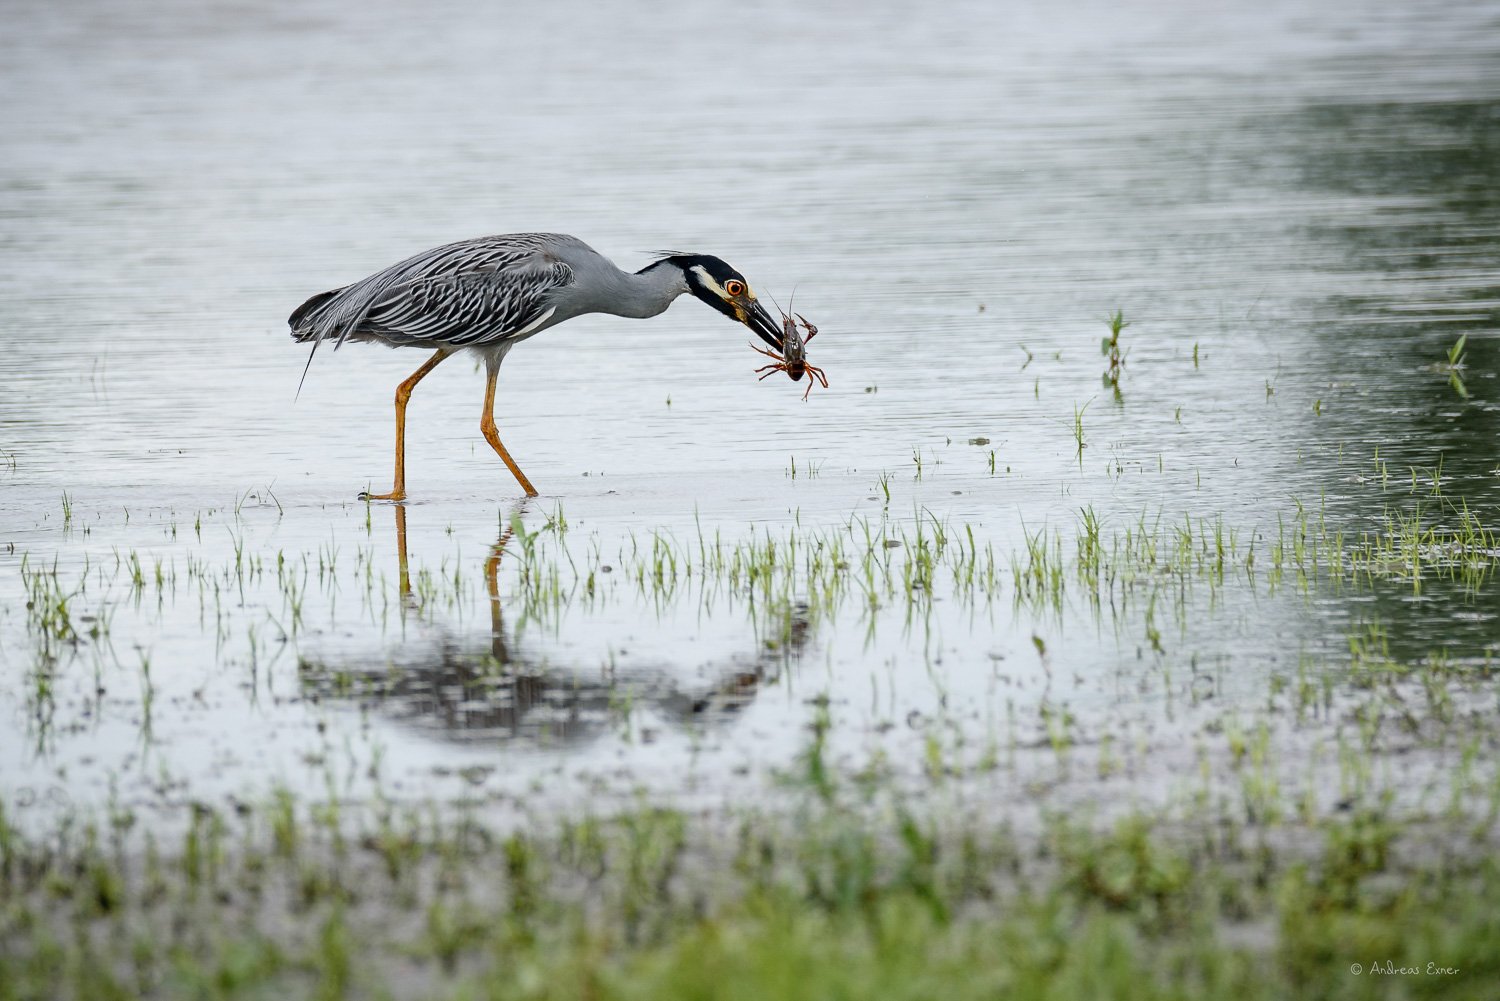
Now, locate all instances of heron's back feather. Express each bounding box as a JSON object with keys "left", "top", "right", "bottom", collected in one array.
[{"left": 288, "top": 232, "right": 586, "bottom": 350}]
